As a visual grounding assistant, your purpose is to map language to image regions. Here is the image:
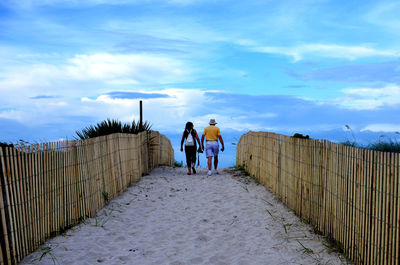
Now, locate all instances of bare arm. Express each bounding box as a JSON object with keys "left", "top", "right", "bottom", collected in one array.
[
  {"left": 180, "top": 133, "right": 185, "bottom": 152},
  {"left": 218, "top": 135, "right": 225, "bottom": 152},
  {"left": 201, "top": 134, "right": 205, "bottom": 150},
  {"left": 194, "top": 130, "right": 201, "bottom": 147}
]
